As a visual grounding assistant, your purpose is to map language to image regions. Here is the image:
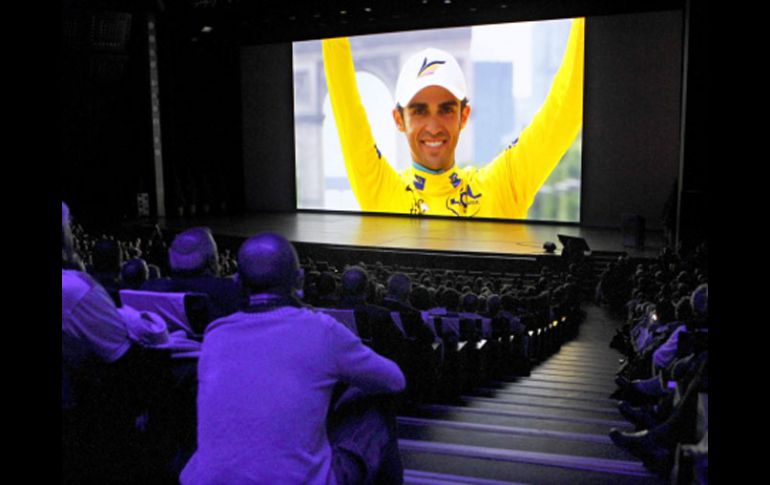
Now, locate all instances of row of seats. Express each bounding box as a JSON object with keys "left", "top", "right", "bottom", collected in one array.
[{"left": 320, "top": 301, "right": 583, "bottom": 409}]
